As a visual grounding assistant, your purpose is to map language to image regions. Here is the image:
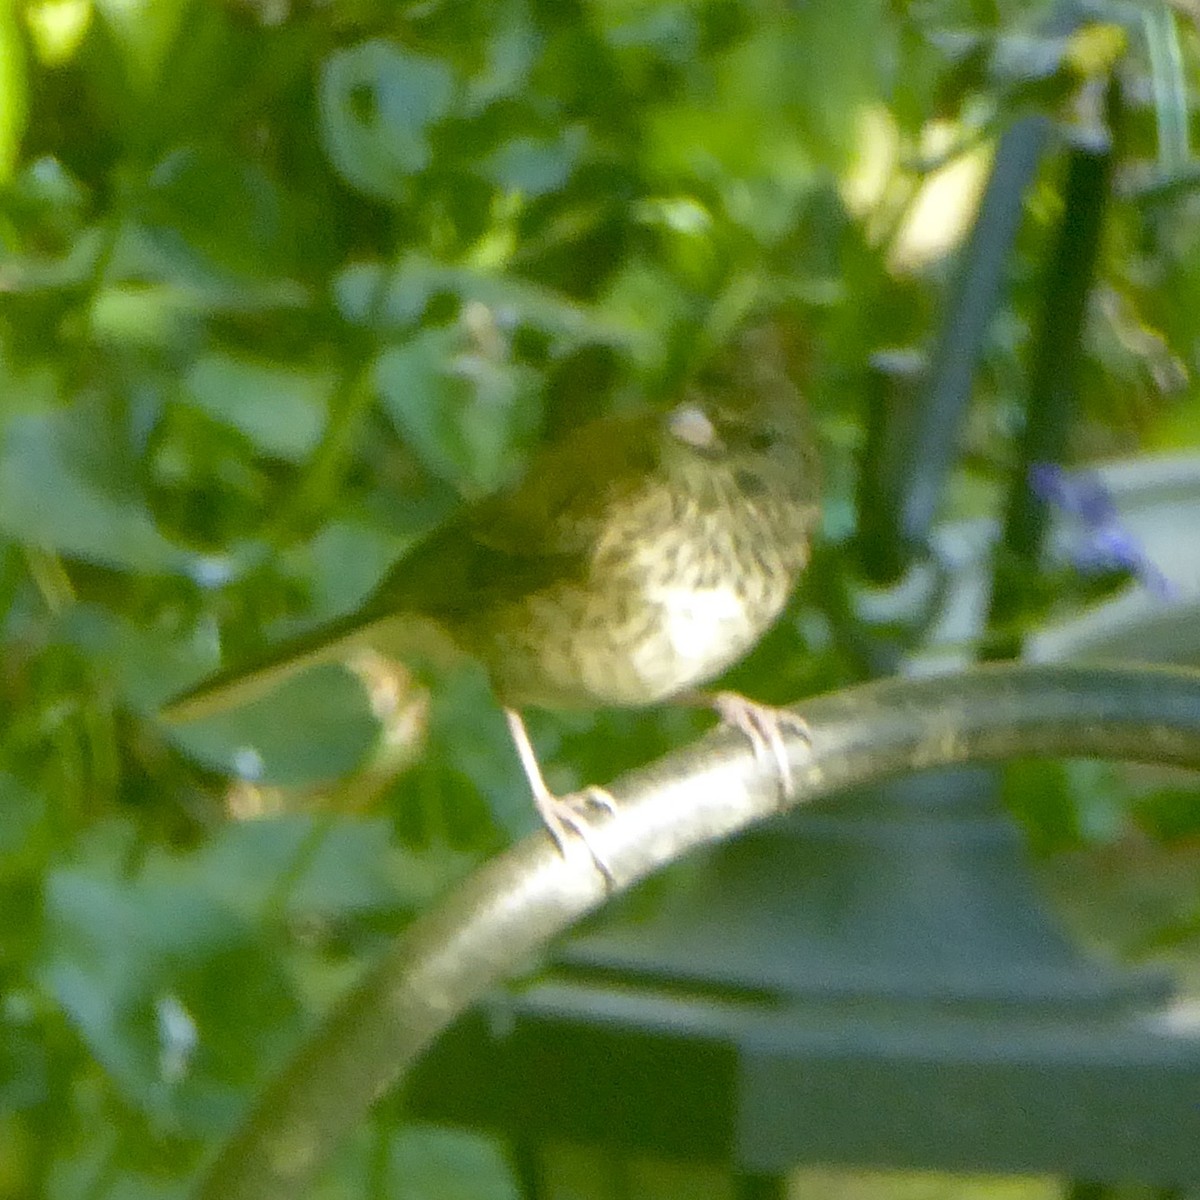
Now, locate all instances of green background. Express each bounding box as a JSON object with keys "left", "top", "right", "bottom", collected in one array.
[{"left": 1, "top": 0, "right": 1198, "bottom": 1196}]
